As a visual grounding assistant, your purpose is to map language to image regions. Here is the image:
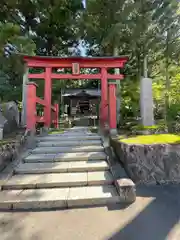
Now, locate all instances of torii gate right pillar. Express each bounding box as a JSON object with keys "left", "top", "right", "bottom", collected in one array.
[{"left": 108, "top": 81, "right": 117, "bottom": 135}]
